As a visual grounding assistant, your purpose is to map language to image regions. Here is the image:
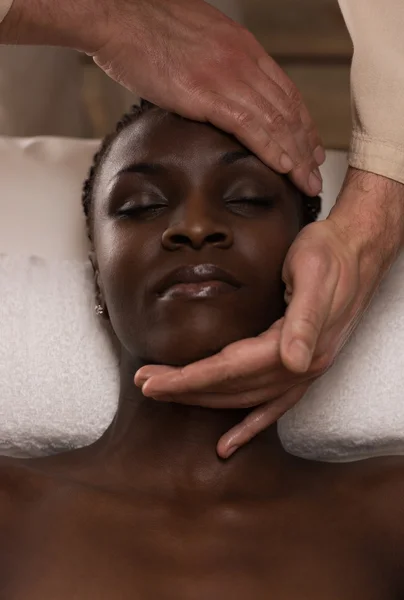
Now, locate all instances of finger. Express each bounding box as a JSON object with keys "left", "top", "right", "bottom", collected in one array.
[
  {"left": 243, "top": 78, "right": 322, "bottom": 196},
  {"left": 253, "top": 68, "right": 323, "bottom": 195},
  {"left": 149, "top": 385, "right": 280, "bottom": 410},
  {"left": 300, "top": 102, "right": 325, "bottom": 165},
  {"left": 135, "top": 365, "right": 177, "bottom": 387},
  {"left": 280, "top": 247, "right": 339, "bottom": 373},
  {"left": 251, "top": 68, "right": 320, "bottom": 191},
  {"left": 220, "top": 30, "right": 316, "bottom": 164},
  {"left": 141, "top": 331, "right": 281, "bottom": 396},
  {"left": 217, "top": 381, "right": 311, "bottom": 458},
  {"left": 257, "top": 54, "right": 325, "bottom": 173},
  {"left": 202, "top": 92, "right": 296, "bottom": 176},
  {"left": 226, "top": 78, "right": 303, "bottom": 167},
  {"left": 143, "top": 353, "right": 288, "bottom": 397},
  {"left": 148, "top": 373, "right": 304, "bottom": 409}
]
